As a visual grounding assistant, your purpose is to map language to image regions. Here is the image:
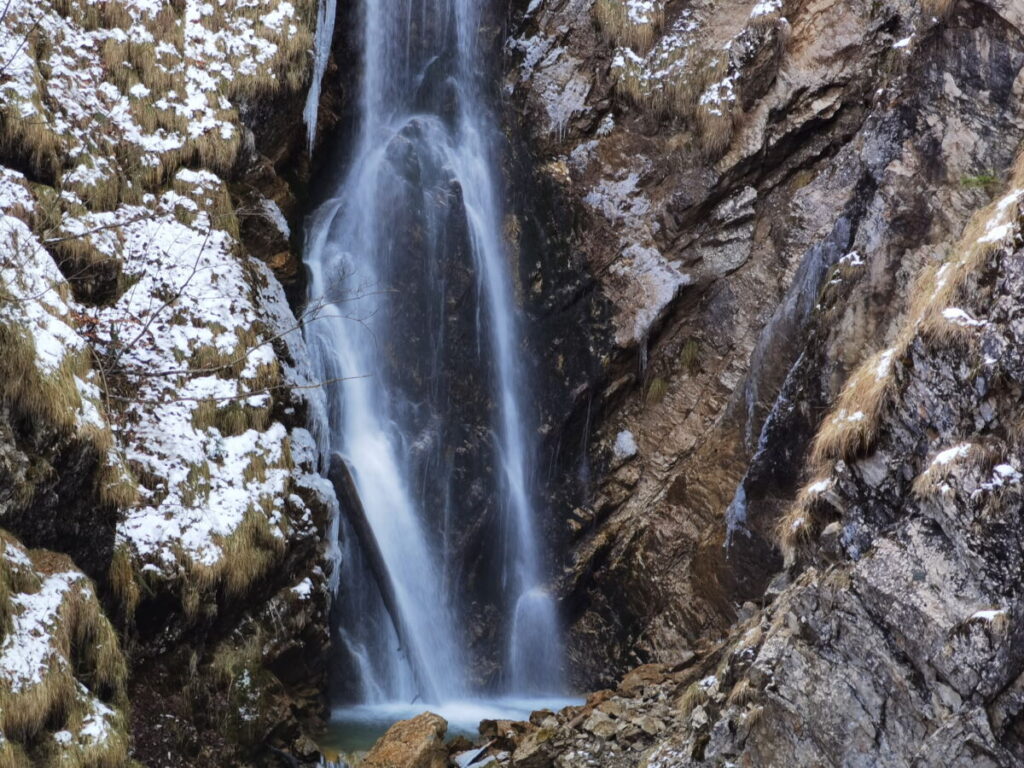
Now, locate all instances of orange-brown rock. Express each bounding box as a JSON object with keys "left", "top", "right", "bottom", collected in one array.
[{"left": 362, "top": 713, "right": 448, "bottom": 768}]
